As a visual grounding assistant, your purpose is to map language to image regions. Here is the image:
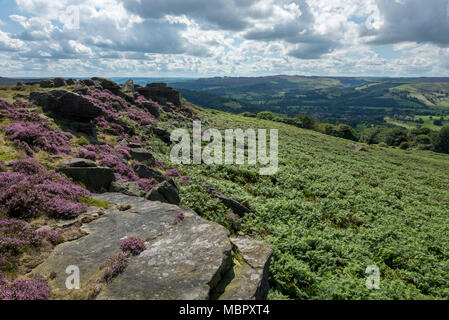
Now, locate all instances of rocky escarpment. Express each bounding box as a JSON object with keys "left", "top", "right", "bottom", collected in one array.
[
  {"left": 32, "top": 193, "right": 272, "bottom": 300},
  {"left": 1, "top": 77, "right": 272, "bottom": 300}
]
